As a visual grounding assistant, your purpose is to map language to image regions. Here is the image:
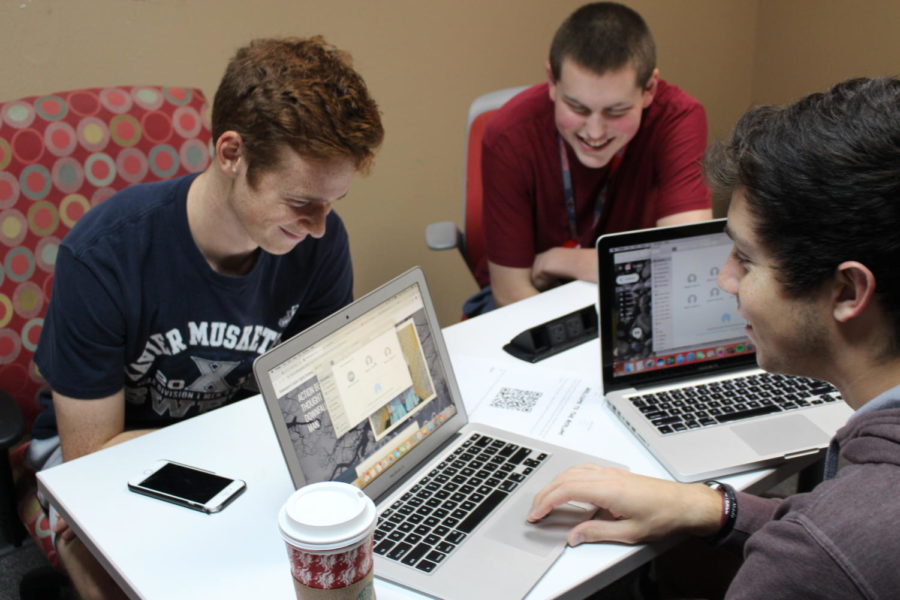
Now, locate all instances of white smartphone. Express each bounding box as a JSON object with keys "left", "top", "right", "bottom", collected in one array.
[{"left": 127, "top": 460, "right": 246, "bottom": 514}]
